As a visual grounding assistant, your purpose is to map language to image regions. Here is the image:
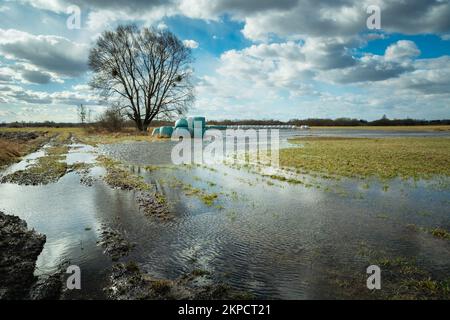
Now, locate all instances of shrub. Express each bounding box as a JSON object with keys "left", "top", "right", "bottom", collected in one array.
[{"left": 95, "top": 106, "right": 125, "bottom": 132}]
